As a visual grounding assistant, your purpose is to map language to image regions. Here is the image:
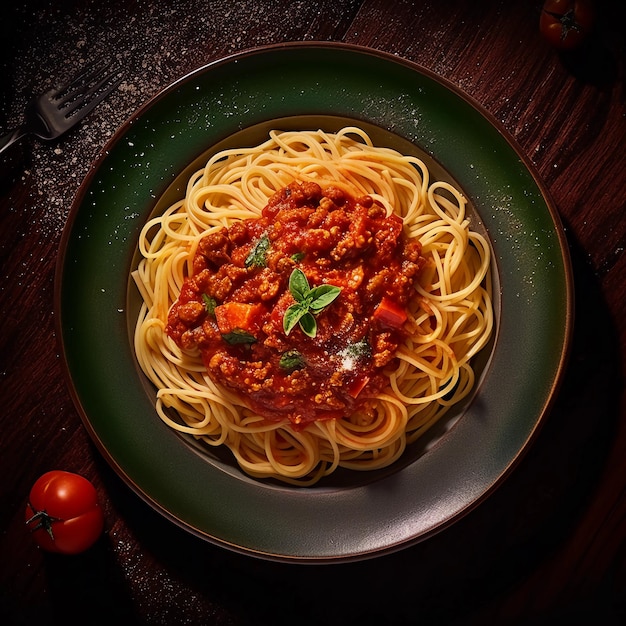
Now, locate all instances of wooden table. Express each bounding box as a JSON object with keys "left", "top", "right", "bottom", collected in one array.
[{"left": 1, "top": 1, "right": 625, "bottom": 623}]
